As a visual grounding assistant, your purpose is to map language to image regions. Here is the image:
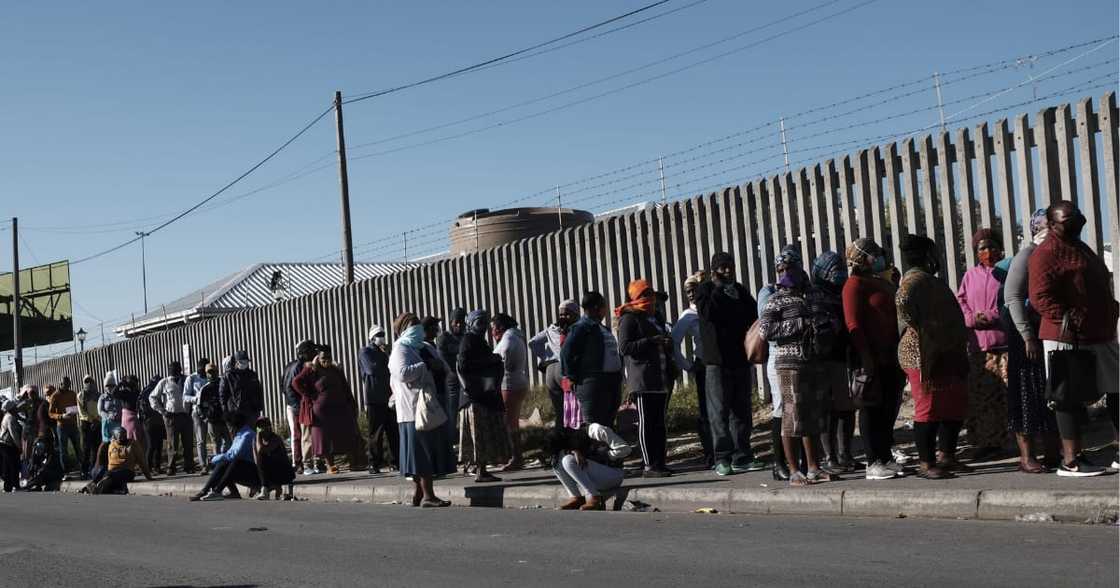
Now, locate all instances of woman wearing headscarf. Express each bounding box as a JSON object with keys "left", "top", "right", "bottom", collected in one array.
[
  {"left": 758, "top": 245, "right": 802, "bottom": 481},
  {"left": 457, "top": 309, "right": 511, "bottom": 483},
  {"left": 844, "top": 238, "right": 904, "bottom": 481},
  {"left": 957, "top": 228, "right": 1010, "bottom": 462},
  {"left": 292, "top": 345, "right": 360, "bottom": 474},
  {"left": 617, "top": 279, "right": 679, "bottom": 477},
  {"left": 810, "top": 251, "right": 855, "bottom": 473},
  {"left": 897, "top": 234, "right": 970, "bottom": 479},
  {"left": 98, "top": 373, "right": 122, "bottom": 443},
  {"left": 389, "top": 313, "right": 453, "bottom": 506},
  {"left": 492, "top": 313, "right": 529, "bottom": 471},
  {"left": 1000, "top": 210, "right": 1060, "bottom": 472},
  {"left": 759, "top": 257, "right": 843, "bottom": 486}
]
